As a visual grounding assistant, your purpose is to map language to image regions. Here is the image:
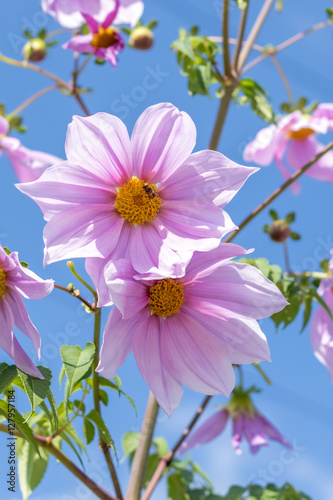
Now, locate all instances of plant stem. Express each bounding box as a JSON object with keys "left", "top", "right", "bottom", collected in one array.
[
  {"left": 242, "top": 19, "right": 333, "bottom": 73},
  {"left": 237, "top": 0, "right": 275, "bottom": 72},
  {"left": 232, "top": 2, "right": 250, "bottom": 71},
  {"left": 225, "top": 141, "right": 333, "bottom": 243},
  {"left": 126, "top": 392, "right": 159, "bottom": 500},
  {"left": 50, "top": 382, "right": 89, "bottom": 440},
  {"left": 222, "top": 0, "right": 231, "bottom": 77},
  {"left": 67, "top": 261, "right": 98, "bottom": 301},
  {"left": 46, "top": 28, "right": 75, "bottom": 39},
  {"left": 142, "top": 395, "right": 211, "bottom": 500},
  {"left": 270, "top": 54, "right": 294, "bottom": 103},
  {"left": 0, "top": 424, "right": 118, "bottom": 500},
  {"left": 7, "top": 85, "right": 58, "bottom": 120},
  {"left": 253, "top": 362, "right": 272, "bottom": 385},
  {"left": 283, "top": 240, "right": 291, "bottom": 274},
  {"left": 209, "top": 84, "right": 235, "bottom": 150},
  {"left": 54, "top": 284, "right": 96, "bottom": 311},
  {"left": 93, "top": 309, "right": 124, "bottom": 500}
]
